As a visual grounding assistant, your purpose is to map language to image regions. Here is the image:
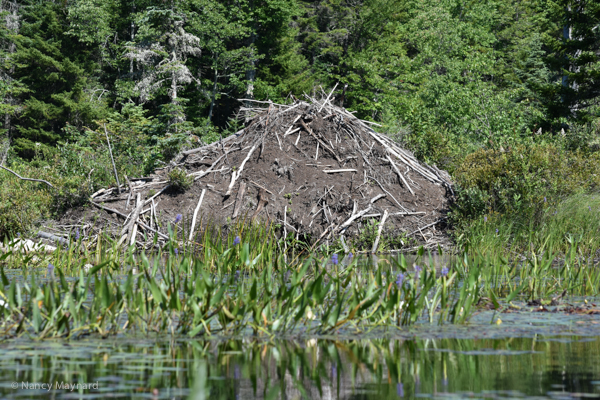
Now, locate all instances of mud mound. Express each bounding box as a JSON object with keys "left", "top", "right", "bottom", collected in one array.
[{"left": 64, "top": 96, "right": 453, "bottom": 251}]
